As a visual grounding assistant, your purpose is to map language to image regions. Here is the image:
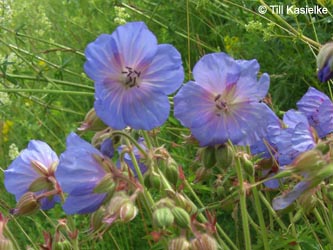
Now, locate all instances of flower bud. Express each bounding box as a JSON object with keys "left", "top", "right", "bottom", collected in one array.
[
  {"left": 28, "top": 176, "right": 52, "bottom": 193},
  {"left": 171, "top": 207, "right": 191, "bottom": 229},
  {"left": 190, "top": 234, "right": 218, "bottom": 250},
  {"left": 78, "top": 108, "right": 107, "bottom": 131},
  {"left": 153, "top": 207, "right": 174, "bottom": 228},
  {"left": 12, "top": 192, "right": 40, "bottom": 216},
  {"left": 173, "top": 193, "right": 197, "bottom": 215},
  {"left": 165, "top": 158, "right": 179, "bottom": 186},
  {"left": 317, "top": 42, "right": 333, "bottom": 82},
  {"left": 200, "top": 147, "right": 216, "bottom": 168},
  {"left": 106, "top": 192, "right": 129, "bottom": 215},
  {"left": 149, "top": 171, "right": 162, "bottom": 189},
  {"left": 93, "top": 173, "right": 115, "bottom": 194},
  {"left": 119, "top": 201, "right": 138, "bottom": 223},
  {"left": 168, "top": 236, "right": 190, "bottom": 250},
  {"left": 290, "top": 149, "right": 326, "bottom": 174},
  {"left": 215, "top": 144, "right": 234, "bottom": 169},
  {"left": 90, "top": 207, "right": 106, "bottom": 232}
]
